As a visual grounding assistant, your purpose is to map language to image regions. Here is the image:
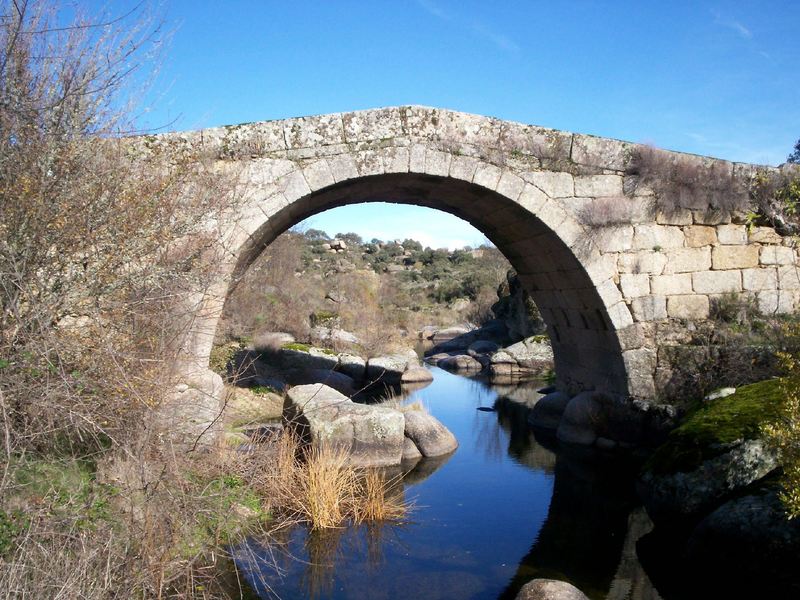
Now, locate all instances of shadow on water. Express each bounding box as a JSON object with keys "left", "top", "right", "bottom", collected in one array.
[{"left": 232, "top": 368, "right": 665, "bottom": 599}]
